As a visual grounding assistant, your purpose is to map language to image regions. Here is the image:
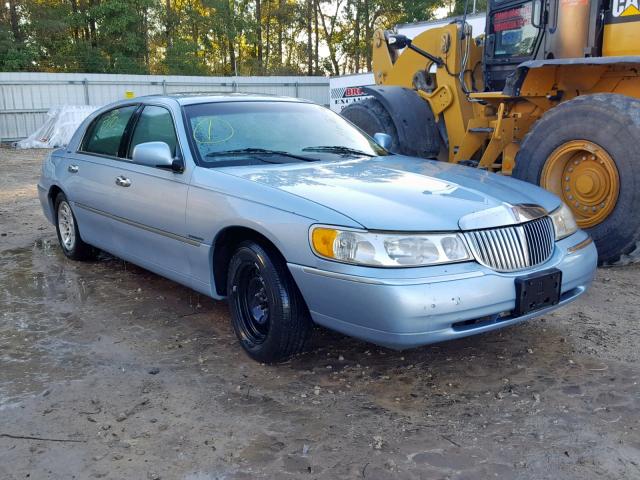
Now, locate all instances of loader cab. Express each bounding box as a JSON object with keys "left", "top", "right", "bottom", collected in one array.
[
  {"left": 483, "top": 0, "right": 608, "bottom": 91},
  {"left": 483, "top": 0, "right": 546, "bottom": 91}
]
